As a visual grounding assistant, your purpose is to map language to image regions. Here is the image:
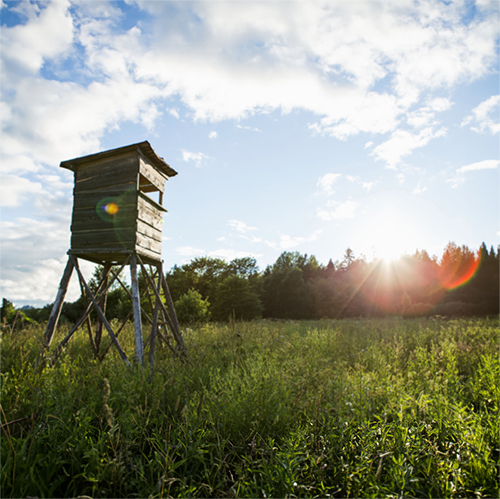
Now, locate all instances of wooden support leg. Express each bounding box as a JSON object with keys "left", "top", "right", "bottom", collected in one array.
[
  {"left": 95, "top": 262, "right": 112, "bottom": 353},
  {"left": 149, "top": 264, "right": 162, "bottom": 371},
  {"left": 130, "top": 254, "right": 144, "bottom": 366},
  {"left": 36, "top": 256, "right": 74, "bottom": 366},
  {"left": 160, "top": 272, "right": 187, "bottom": 355},
  {"left": 76, "top": 269, "right": 97, "bottom": 357}
]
